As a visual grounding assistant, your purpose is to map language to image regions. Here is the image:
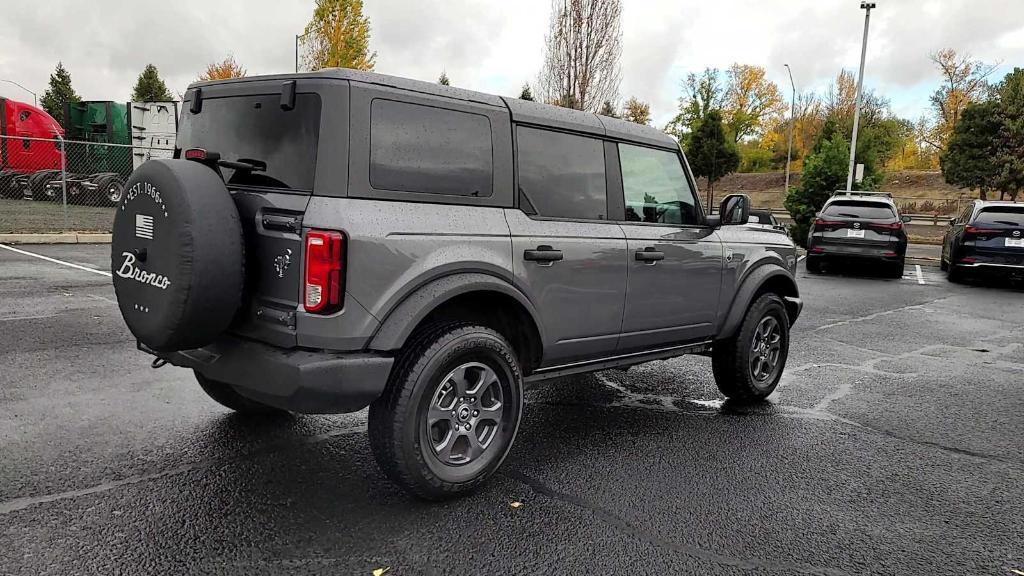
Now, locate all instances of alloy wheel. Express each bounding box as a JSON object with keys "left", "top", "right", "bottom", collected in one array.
[{"left": 426, "top": 362, "right": 504, "bottom": 466}]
